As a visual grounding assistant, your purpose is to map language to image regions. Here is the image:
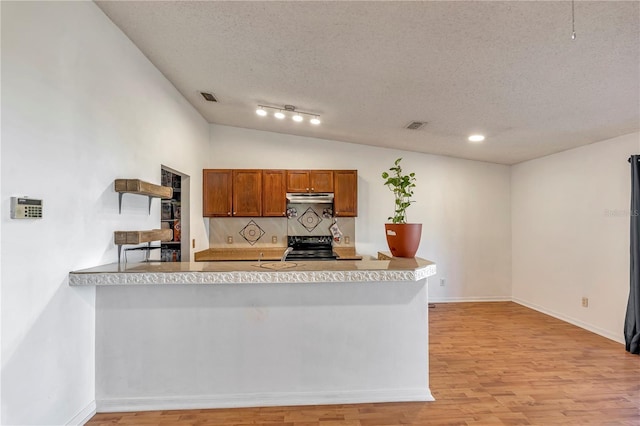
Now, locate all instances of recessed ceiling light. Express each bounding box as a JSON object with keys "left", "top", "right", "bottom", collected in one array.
[
  {"left": 310, "top": 117, "right": 321, "bottom": 125},
  {"left": 256, "top": 107, "right": 267, "bottom": 116},
  {"left": 468, "top": 134, "right": 485, "bottom": 142},
  {"left": 274, "top": 110, "right": 285, "bottom": 119},
  {"left": 292, "top": 114, "right": 304, "bottom": 122}
]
